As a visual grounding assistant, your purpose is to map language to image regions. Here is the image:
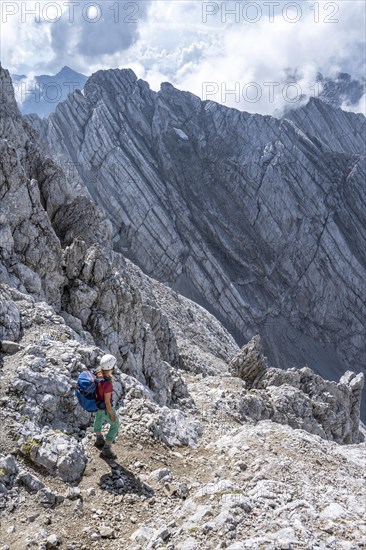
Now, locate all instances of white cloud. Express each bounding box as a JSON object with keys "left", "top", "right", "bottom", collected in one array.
[
  {"left": 342, "top": 93, "right": 366, "bottom": 115},
  {"left": 12, "top": 73, "right": 38, "bottom": 105},
  {"left": 1, "top": 1, "right": 151, "bottom": 74},
  {"left": 1, "top": 0, "right": 365, "bottom": 115},
  {"left": 130, "top": 0, "right": 366, "bottom": 115}
]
